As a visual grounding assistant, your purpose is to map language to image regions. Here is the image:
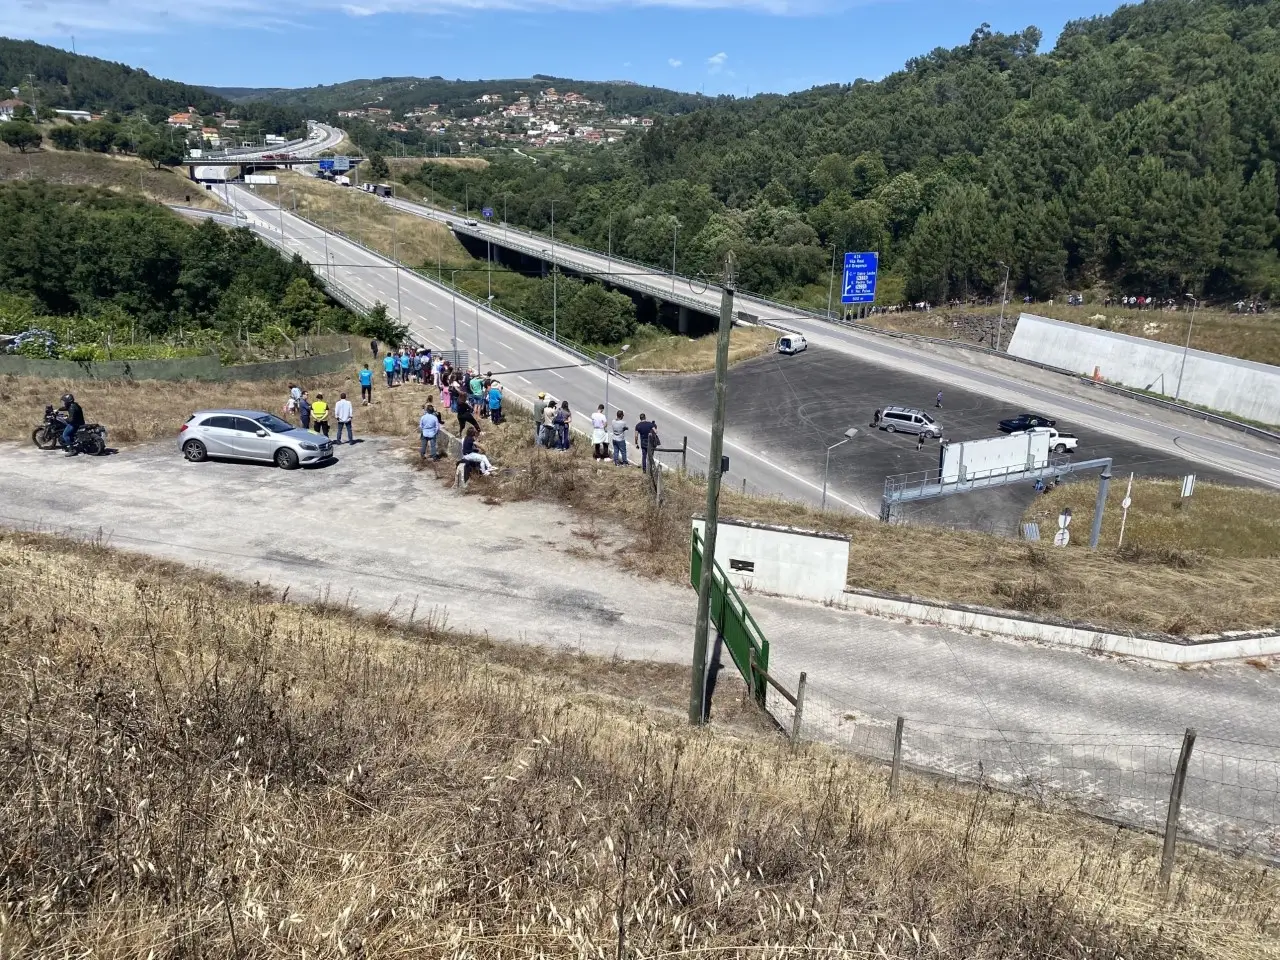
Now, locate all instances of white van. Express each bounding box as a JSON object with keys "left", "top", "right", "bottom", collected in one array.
[
  {"left": 776, "top": 333, "right": 807, "bottom": 355},
  {"left": 875, "top": 405, "right": 943, "bottom": 438}
]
